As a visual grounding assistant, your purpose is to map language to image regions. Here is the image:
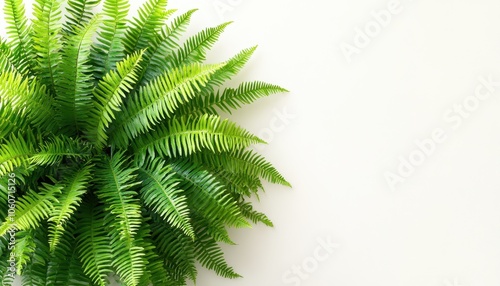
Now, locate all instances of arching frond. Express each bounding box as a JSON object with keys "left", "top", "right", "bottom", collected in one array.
[
  {"left": 3, "top": 0, "right": 34, "bottom": 73},
  {"left": 56, "top": 16, "right": 101, "bottom": 134},
  {"left": 46, "top": 219, "right": 91, "bottom": 286},
  {"left": 168, "top": 22, "right": 231, "bottom": 69},
  {"left": 0, "top": 131, "right": 35, "bottom": 177},
  {"left": 86, "top": 50, "right": 144, "bottom": 148},
  {"left": 170, "top": 160, "right": 249, "bottom": 228},
  {"left": 0, "top": 181, "right": 62, "bottom": 236},
  {"left": 48, "top": 165, "right": 92, "bottom": 251},
  {"left": 31, "top": 0, "right": 63, "bottom": 92},
  {"left": 192, "top": 221, "right": 241, "bottom": 279},
  {"left": 133, "top": 115, "right": 265, "bottom": 159},
  {"left": 64, "top": 0, "right": 101, "bottom": 33},
  {"left": 29, "top": 135, "right": 91, "bottom": 166},
  {"left": 185, "top": 81, "right": 289, "bottom": 116},
  {"left": 110, "top": 63, "right": 223, "bottom": 147},
  {"left": 91, "top": 0, "right": 130, "bottom": 79},
  {"left": 13, "top": 229, "right": 37, "bottom": 275},
  {"left": 0, "top": 71, "right": 57, "bottom": 132},
  {"left": 76, "top": 200, "right": 113, "bottom": 286},
  {"left": 137, "top": 9, "right": 197, "bottom": 85},
  {"left": 95, "top": 151, "right": 141, "bottom": 240},
  {"left": 138, "top": 158, "right": 194, "bottom": 238},
  {"left": 20, "top": 226, "right": 50, "bottom": 286},
  {"left": 239, "top": 201, "right": 273, "bottom": 227},
  {"left": 191, "top": 149, "right": 291, "bottom": 187},
  {"left": 123, "top": 0, "right": 171, "bottom": 54}
]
